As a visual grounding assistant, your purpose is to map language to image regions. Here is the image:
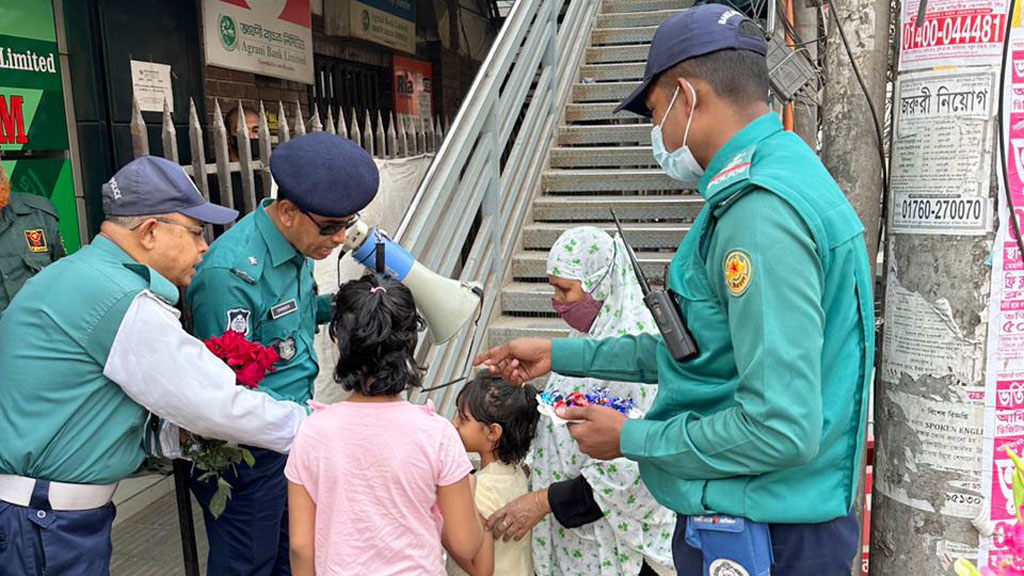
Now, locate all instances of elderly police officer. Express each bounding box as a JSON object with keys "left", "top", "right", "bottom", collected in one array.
[
  {"left": 0, "top": 156, "right": 308, "bottom": 576},
  {"left": 476, "top": 5, "right": 874, "bottom": 575},
  {"left": 0, "top": 162, "right": 65, "bottom": 315},
  {"left": 186, "top": 132, "right": 378, "bottom": 576}
]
